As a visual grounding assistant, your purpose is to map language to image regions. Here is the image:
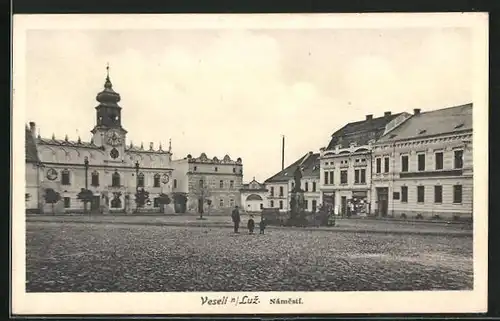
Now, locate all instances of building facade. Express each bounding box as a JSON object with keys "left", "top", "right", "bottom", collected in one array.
[
  {"left": 28, "top": 67, "right": 175, "bottom": 214},
  {"left": 319, "top": 111, "right": 411, "bottom": 216},
  {"left": 264, "top": 151, "right": 320, "bottom": 213},
  {"left": 25, "top": 125, "right": 41, "bottom": 212},
  {"left": 370, "top": 104, "right": 473, "bottom": 220},
  {"left": 240, "top": 178, "right": 268, "bottom": 212},
  {"left": 173, "top": 153, "right": 243, "bottom": 214}
]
